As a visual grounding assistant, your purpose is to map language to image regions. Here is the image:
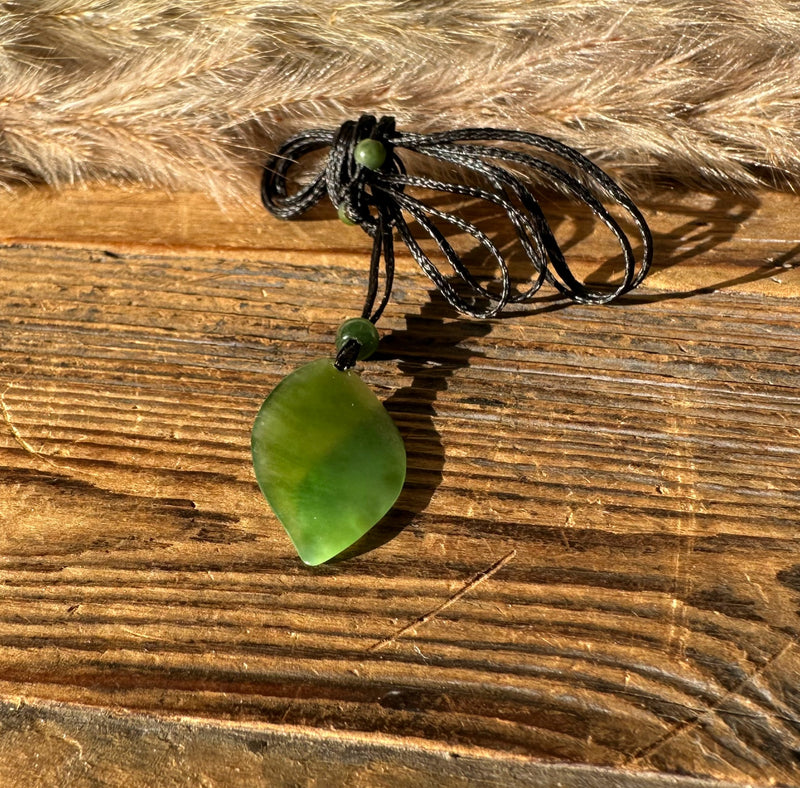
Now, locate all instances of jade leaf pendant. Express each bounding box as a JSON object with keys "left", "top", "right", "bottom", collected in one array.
[{"left": 251, "top": 359, "right": 406, "bottom": 565}]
